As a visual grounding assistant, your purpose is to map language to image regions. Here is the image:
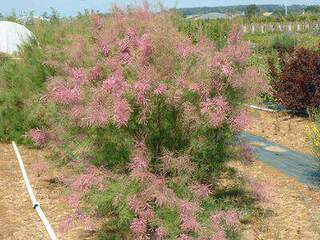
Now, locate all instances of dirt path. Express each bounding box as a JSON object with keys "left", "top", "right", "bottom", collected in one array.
[
  {"left": 246, "top": 109, "right": 310, "bottom": 153},
  {"left": 241, "top": 109, "right": 320, "bottom": 240},
  {"left": 0, "top": 143, "right": 83, "bottom": 240},
  {"left": 239, "top": 161, "right": 320, "bottom": 240},
  {"left": 243, "top": 133, "right": 319, "bottom": 187}
]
